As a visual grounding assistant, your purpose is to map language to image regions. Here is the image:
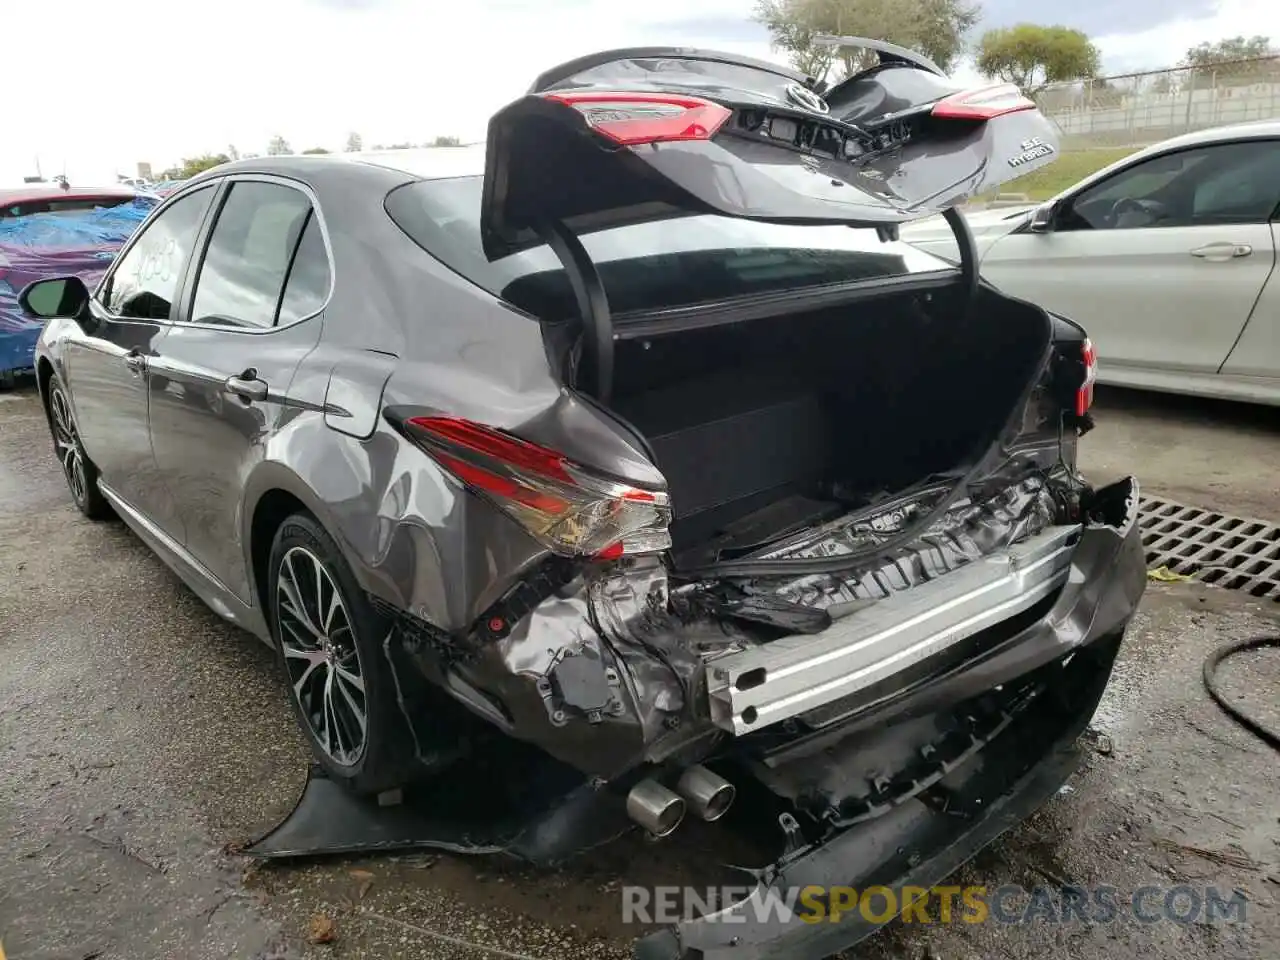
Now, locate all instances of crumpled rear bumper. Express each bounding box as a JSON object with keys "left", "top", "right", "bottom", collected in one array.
[{"left": 635, "top": 475, "right": 1146, "bottom": 960}]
